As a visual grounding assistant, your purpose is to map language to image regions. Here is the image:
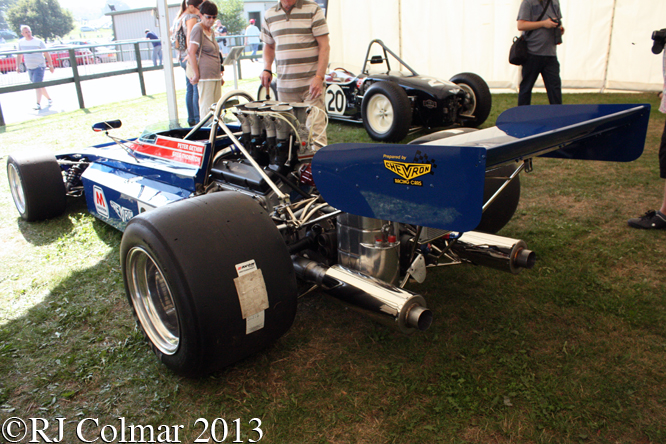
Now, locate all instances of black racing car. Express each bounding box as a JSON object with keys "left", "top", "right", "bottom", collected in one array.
[{"left": 259, "top": 39, "right": 492, "bottom": 142}]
